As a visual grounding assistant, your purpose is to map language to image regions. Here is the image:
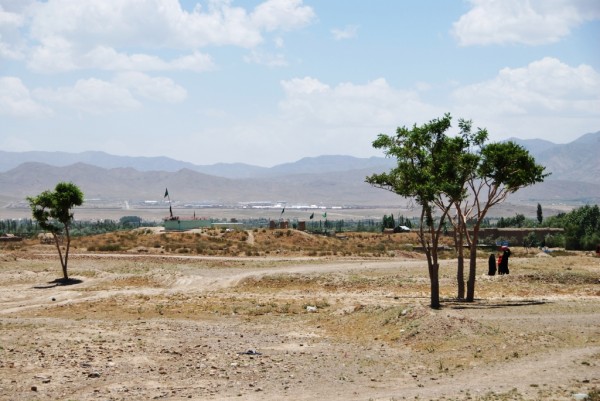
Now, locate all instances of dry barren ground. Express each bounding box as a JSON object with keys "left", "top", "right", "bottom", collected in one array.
[{"left": 1, "top": 242, "right": 599, "bottom": 401}]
